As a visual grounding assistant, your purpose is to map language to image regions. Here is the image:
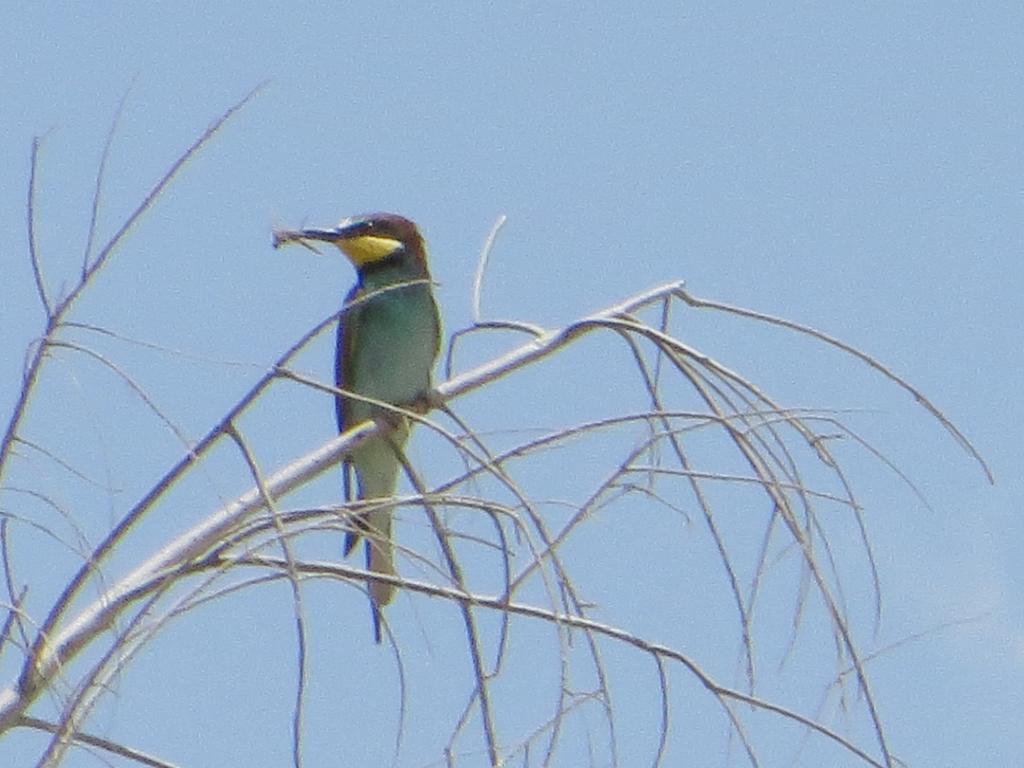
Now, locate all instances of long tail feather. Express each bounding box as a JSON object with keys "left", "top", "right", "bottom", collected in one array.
[{"left": 347, "top": 433, "right": 404, "bottom": 643}]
